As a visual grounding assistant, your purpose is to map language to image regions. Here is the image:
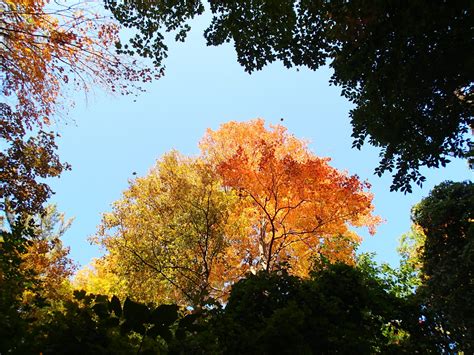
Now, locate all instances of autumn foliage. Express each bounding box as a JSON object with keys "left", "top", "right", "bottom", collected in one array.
[
  {"left": 0, "top": 0, "right": 157, "bottom": 126},
  {"left": 92, "top": 119, "right": 380, "bottom": 306},
  {"left": 93, "top": 152, "right": 240, "bottom": 305},
  {"left": 201, "top": 120, "right": 381, "bottom": 275}
]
